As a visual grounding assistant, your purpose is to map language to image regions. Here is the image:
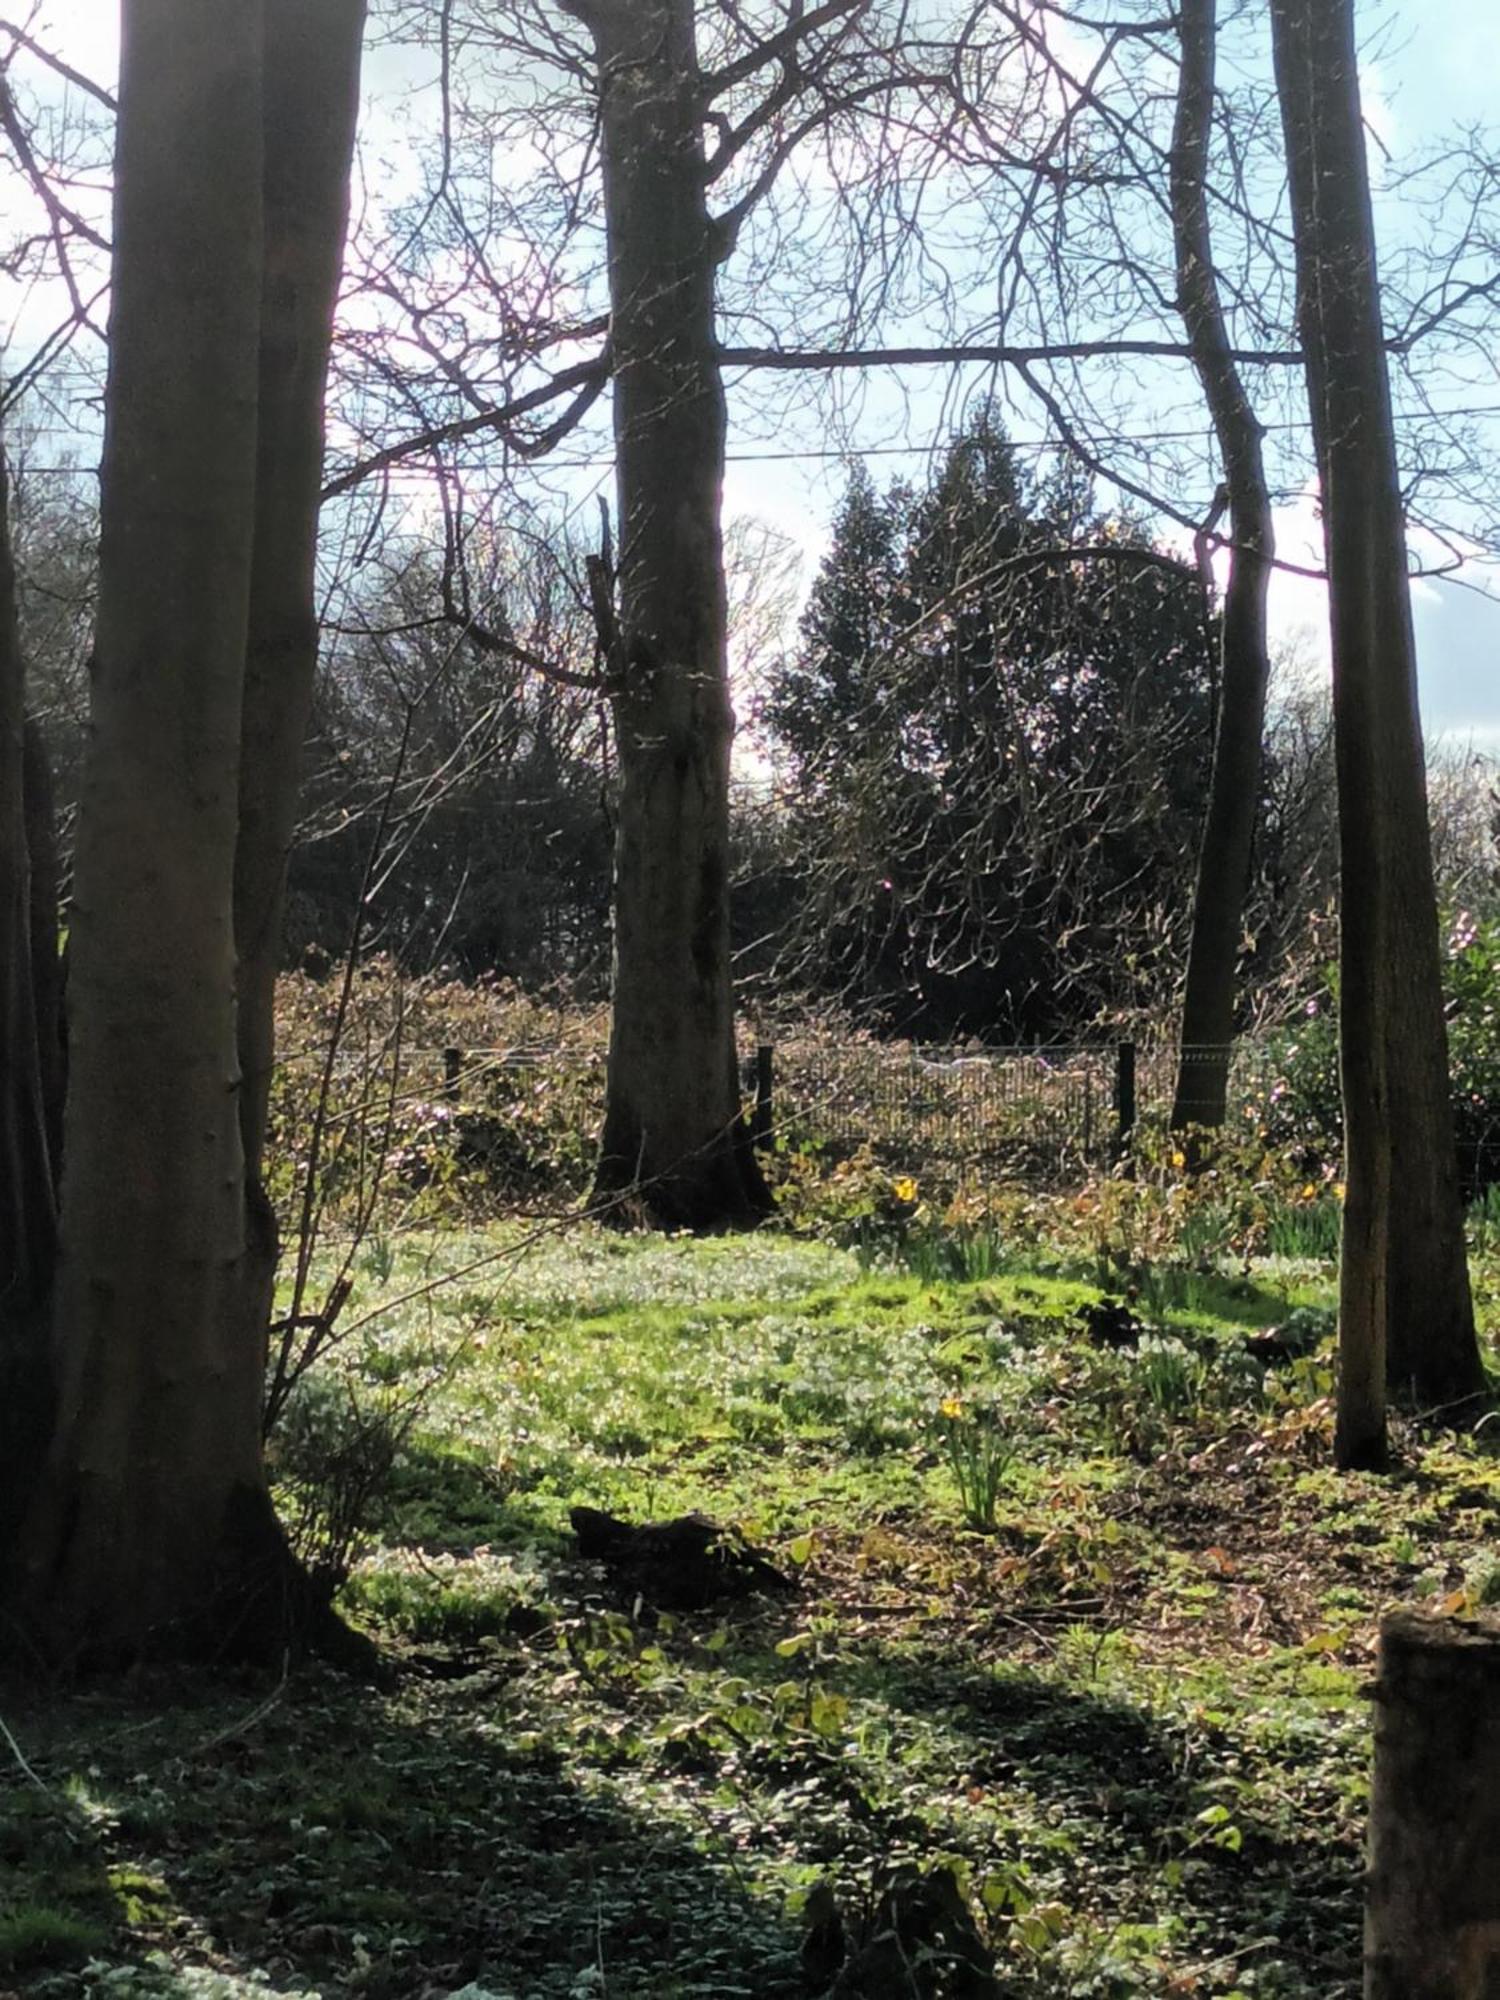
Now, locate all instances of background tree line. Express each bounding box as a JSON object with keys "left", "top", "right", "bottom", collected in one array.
[{"left": 8, "top": 401, "right": 1402, "bottom": 1042}]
